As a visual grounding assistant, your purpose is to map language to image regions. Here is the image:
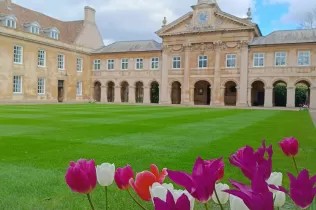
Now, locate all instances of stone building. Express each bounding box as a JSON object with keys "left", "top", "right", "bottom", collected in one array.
[{"left": 1, "top": 0, "right": 316, "bottom": 108}]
